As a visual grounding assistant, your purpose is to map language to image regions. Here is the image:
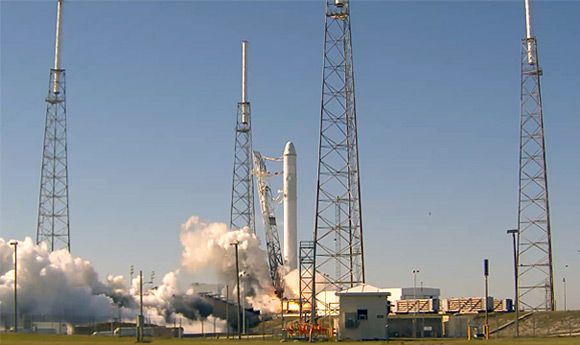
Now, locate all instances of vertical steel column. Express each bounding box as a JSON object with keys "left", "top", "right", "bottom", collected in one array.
[
  {"left": 299, "top": 241, "right": 315, "bottom": 323},
  {"left": 312, "top": 0, "right": 364, "bottom": 316},
  {"left": 517, "top": 1, "right": 554, "bottom": 311}
]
